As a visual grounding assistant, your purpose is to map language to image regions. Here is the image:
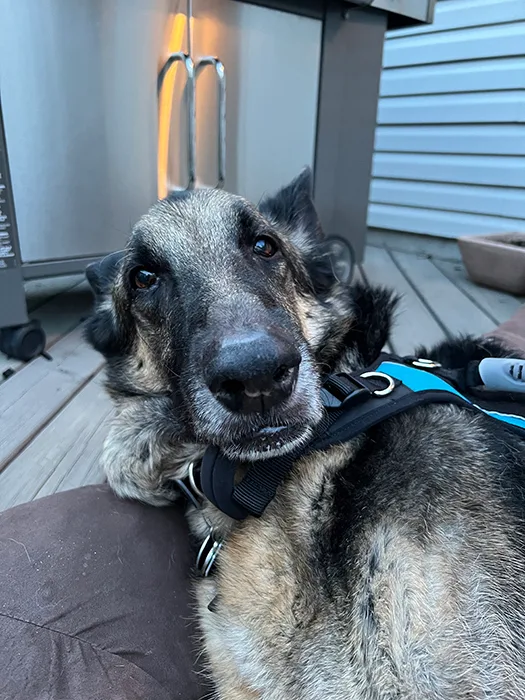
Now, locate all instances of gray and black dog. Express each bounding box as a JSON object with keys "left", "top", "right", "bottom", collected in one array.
[{"left": 85, "top": 168, "right": 525, "bottom": 699}]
